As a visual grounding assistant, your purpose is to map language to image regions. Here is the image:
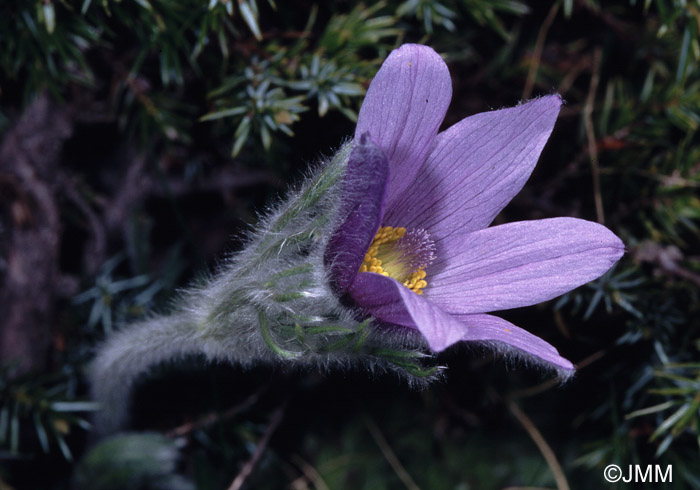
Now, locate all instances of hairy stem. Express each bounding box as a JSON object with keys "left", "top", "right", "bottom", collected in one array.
[{"left": 90, "top": 312, "right": 204, "bottom": 435}]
